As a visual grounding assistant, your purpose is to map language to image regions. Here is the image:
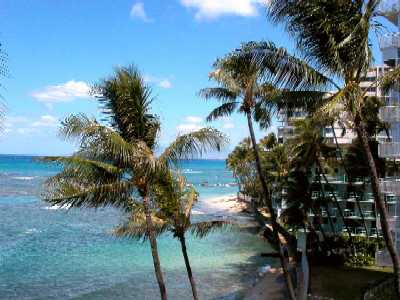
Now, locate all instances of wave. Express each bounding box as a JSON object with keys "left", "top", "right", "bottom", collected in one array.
[
  {"left": 43, "top": 204, "right": 71, "bottom": 210},
  {"left": 182, "top": 169, "right": 203, "bottom": 174},
  {"left": 24, "top": 228, "right": 41, "bottom": 235},
  {"left": 12, "top": 176, "right": 36, "bottom": 181}
]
